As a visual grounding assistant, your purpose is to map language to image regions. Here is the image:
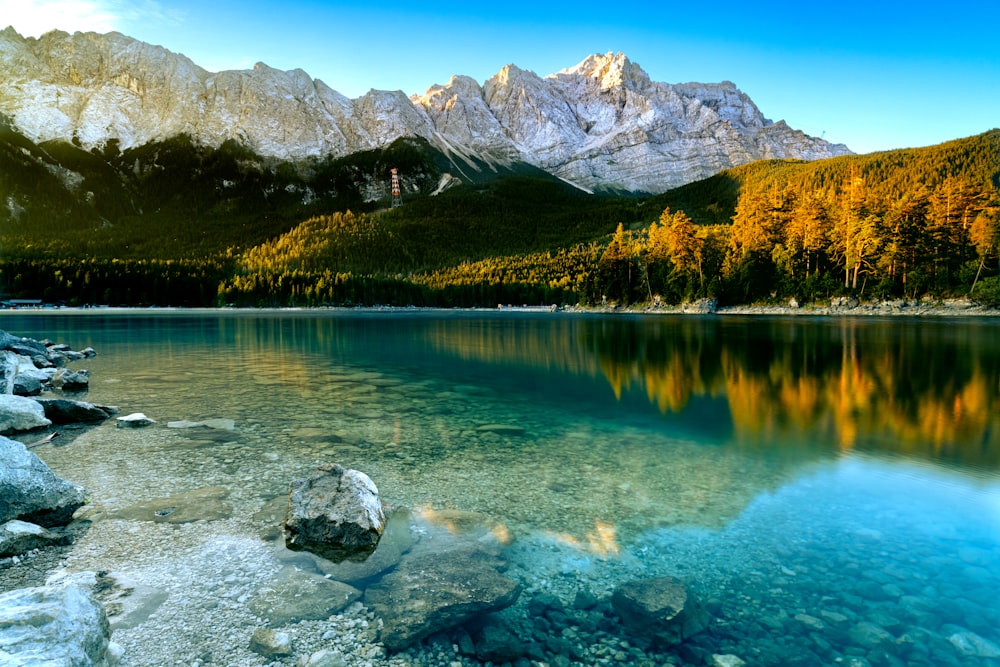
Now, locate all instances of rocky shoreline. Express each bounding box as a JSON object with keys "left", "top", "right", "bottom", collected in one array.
[
  {"left": 5, "top": 295, "right": 998, "bottom": 318},
  {"left": 572, "top": 296, "right": 1000, "bottom": 317}
]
